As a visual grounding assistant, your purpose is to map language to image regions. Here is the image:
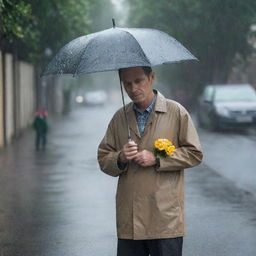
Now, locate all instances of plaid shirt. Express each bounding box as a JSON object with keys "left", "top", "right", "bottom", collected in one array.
[{"left": 133, "top": 94, "right": 156, "bottom": 135}]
